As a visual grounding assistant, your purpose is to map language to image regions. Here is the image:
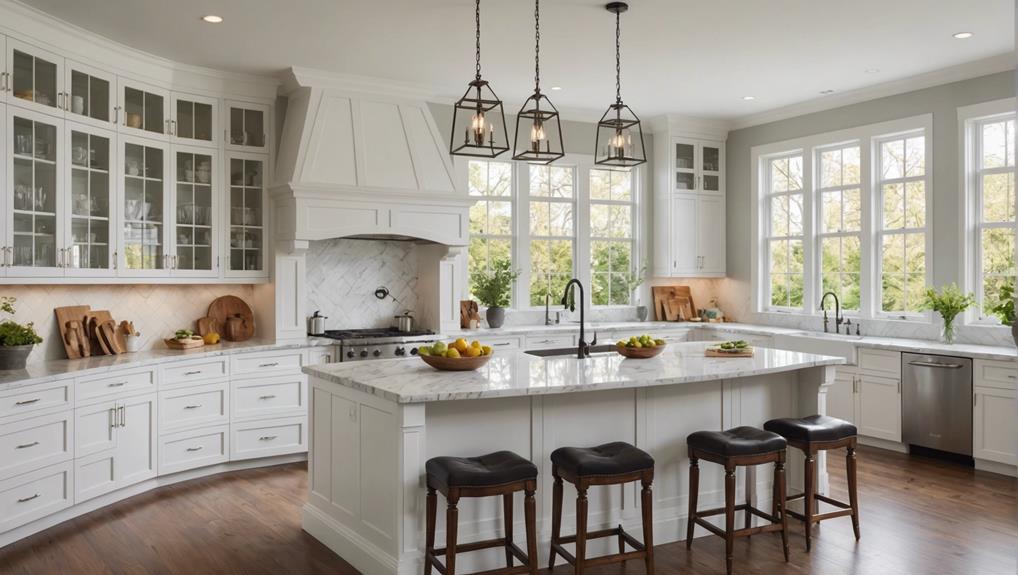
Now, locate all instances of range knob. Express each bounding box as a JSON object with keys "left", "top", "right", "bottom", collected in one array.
[
  {"left": 373, "top": 349, "right": 382, "bottom": 357},
  {"left": 359, "top": 350, "right": 368, "bottom": 358},
  {"left": 410, "top": 347, "right": 419, "bottom": 356},
  {"left": 346, "top": 350, "right": 355, "bottom": 359},
  {"left": 395, "top": 347, "right": 406, "bottom": 356}
]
